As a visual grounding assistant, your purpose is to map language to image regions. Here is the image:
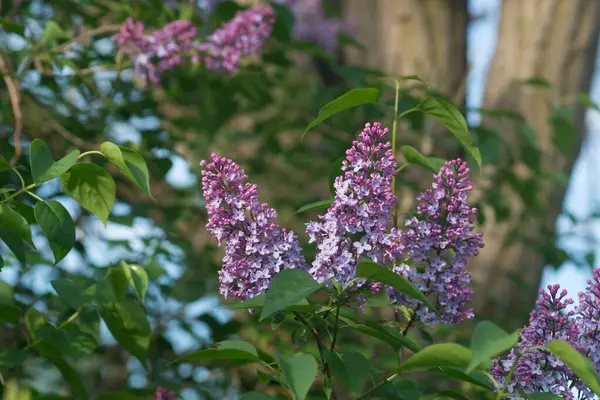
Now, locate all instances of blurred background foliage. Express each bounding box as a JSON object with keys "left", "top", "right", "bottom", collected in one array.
[{"left": 0, "top": 0, "right": 599, "bottom": 398}]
